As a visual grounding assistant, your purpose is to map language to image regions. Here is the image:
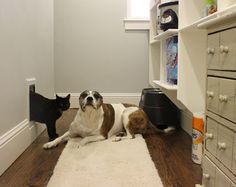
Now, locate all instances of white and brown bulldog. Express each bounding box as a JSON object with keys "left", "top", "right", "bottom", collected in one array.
[{"left": 43, "top": 90, "right": 148, "bottom": 149}]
